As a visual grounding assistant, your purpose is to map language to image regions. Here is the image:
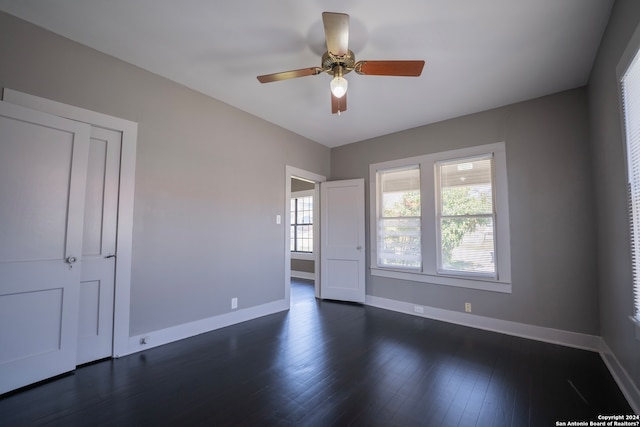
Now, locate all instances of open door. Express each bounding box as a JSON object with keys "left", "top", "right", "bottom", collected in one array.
[
  {"left": 0, "top": 101, "right": 90, "bottom": 394},
  {"left": 320, "top": 179, "right": 365, "bottom": 303}
]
